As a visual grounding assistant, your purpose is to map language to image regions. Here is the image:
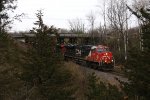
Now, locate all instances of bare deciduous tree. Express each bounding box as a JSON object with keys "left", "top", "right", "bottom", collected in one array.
[
  {"left": 87, "top": 11, "right": 96, "bottom": 45},
  {"left": 107, "top": 0, "right": 130, "bottom": 60},
  {"left": 130, "top": 0, "right": 150, "bottom": 51},
  {"left": 68, "top": 18, "right": 85, "bottom": 34}
]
